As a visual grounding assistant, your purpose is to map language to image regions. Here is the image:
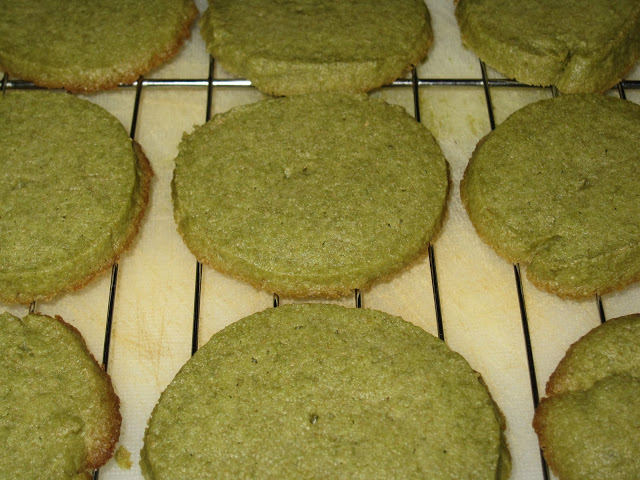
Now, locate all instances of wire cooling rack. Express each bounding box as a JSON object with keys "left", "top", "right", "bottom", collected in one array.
[{"left": 3, "top": 30, "right": 640, "bottom": 480}]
